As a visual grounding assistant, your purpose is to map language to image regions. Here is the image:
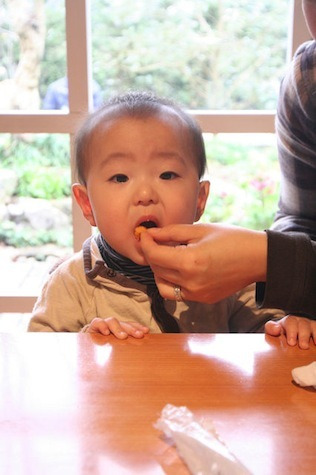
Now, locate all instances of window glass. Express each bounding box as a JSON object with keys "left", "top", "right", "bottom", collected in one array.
[
  {"left": 0, "top": 133, "right": 72, "bottom": 296},
  {"left": 0, "top": 0, "right": 66, "bottom": 111},
  {"left": 203, "top": 133, "right": 280, "bottom": 230},
  {"left": 0, "top": 313, "right": 31, "bottom": 332},
  {"left": 91, "top": 0, "right": 289, "bottom": 109}
]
